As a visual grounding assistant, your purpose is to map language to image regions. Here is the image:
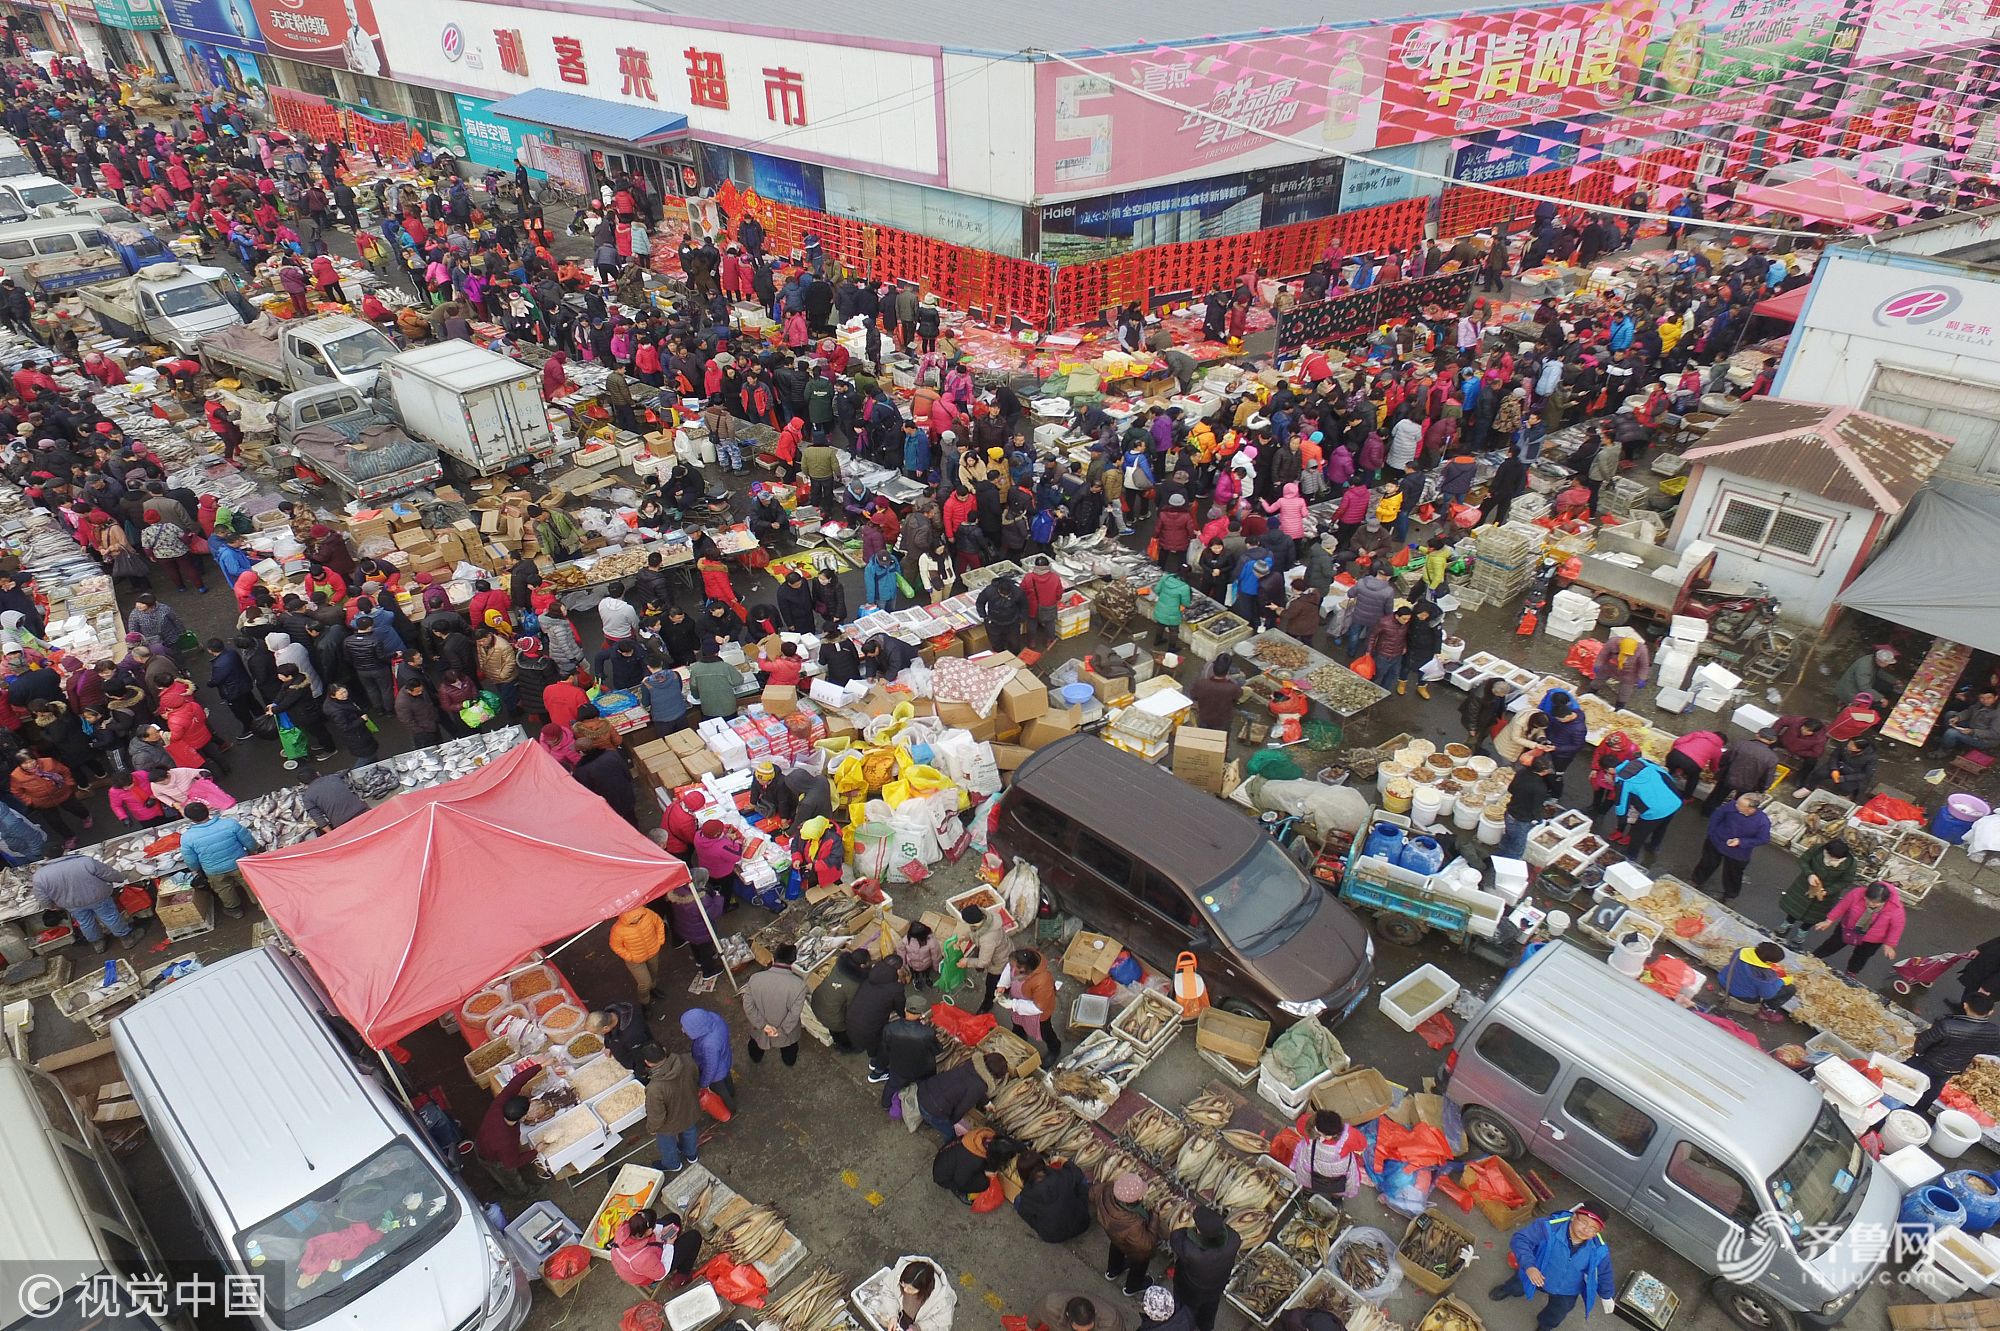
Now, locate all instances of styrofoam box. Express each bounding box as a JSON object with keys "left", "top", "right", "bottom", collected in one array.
[
  {"left": 1490, "top": 855, "right": 1529, "bottom": 885},
  {"left": 1931, "top": 1228, "right": 2000, "bottom": 1289},
  {"left": 1693, "top": 662, "right": 1742, "bottom": 691},
  {"left": 1654, "top": 687, "right": 1693, "bottom": 713},
  {"left": 1602, "top": 861, "right": 1653, "bottom": 900},
  {"left": 1813, "top": 1058, "right": 1883, "bottom": 1110},
  {"left": 1868, "top": 1052, "right": 1932, "bottom": 1103},
  {"left": 665, "top": 1281, "right": 727, "bottom": 1331},
  {"left": 1882, "top": 1144, "right": 1945, "bottom": 1190},
  {"left": 1731, "top": 704, "right": 1779, "bottom": 734},
  {"left": 1379, "top": 963, "right": 1460, "bottom": 1032},
  {"left": 1907, "top": 1257, "right": 1969, "bottom": 1303},
  {"left": 1669, "top": 614, "right": 1710, "bottom": 641}
]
